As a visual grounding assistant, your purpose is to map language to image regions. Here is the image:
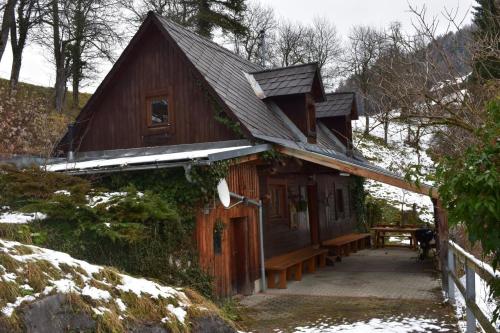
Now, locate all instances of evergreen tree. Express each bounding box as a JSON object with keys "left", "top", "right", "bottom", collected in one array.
[
  {"left": 192, "top": 0, "right": 246, "bottom": 38},
  {"left": 122, "top": 0, "right": 246, "bottom": 39},
  {"left": 472, "top": 0, "right": 500, "bottom": 80}
]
